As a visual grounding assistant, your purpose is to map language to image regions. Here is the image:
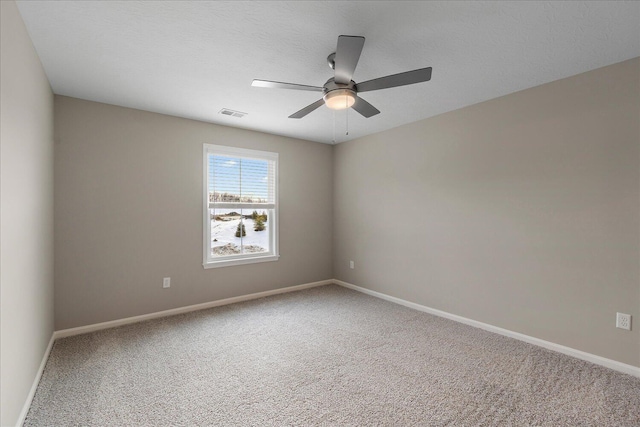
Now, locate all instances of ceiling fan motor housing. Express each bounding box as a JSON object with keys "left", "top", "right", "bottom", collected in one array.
[{"left": 323, "top": 78, "right": 356, "bottom": 94}]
